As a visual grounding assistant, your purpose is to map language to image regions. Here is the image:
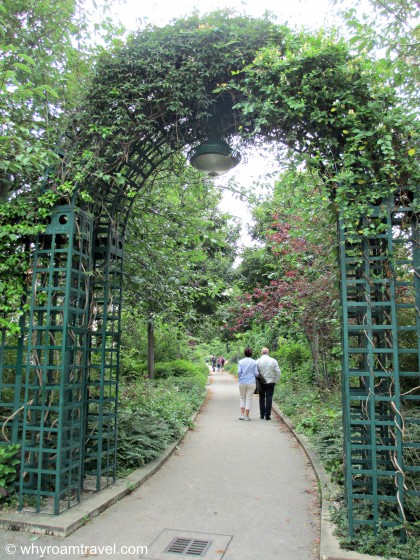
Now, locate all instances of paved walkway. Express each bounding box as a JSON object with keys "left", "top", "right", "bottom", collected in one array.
[{"left": 1, "top": 371, "right": 320, "bottom": 559}]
